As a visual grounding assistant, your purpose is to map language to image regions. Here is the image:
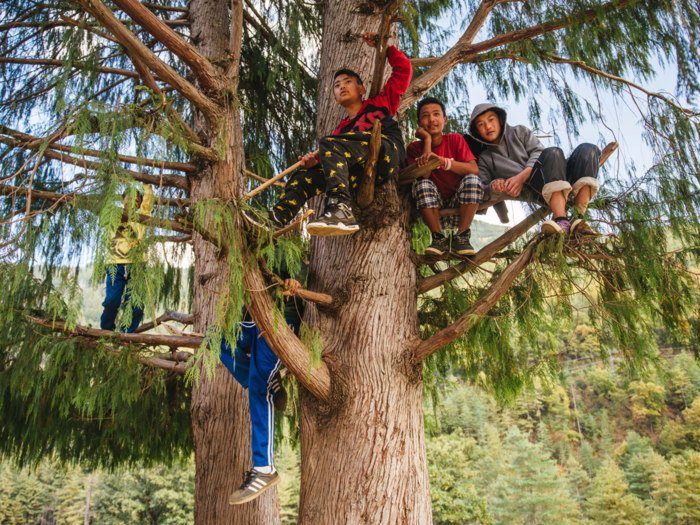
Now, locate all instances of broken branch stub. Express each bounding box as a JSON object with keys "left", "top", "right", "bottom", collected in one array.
[
  {"left": 398, "top": 156, "right": 441, "bottom": 185},
  {"left": 356, "top": 118, "right": 383, "bottom": 209}
]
